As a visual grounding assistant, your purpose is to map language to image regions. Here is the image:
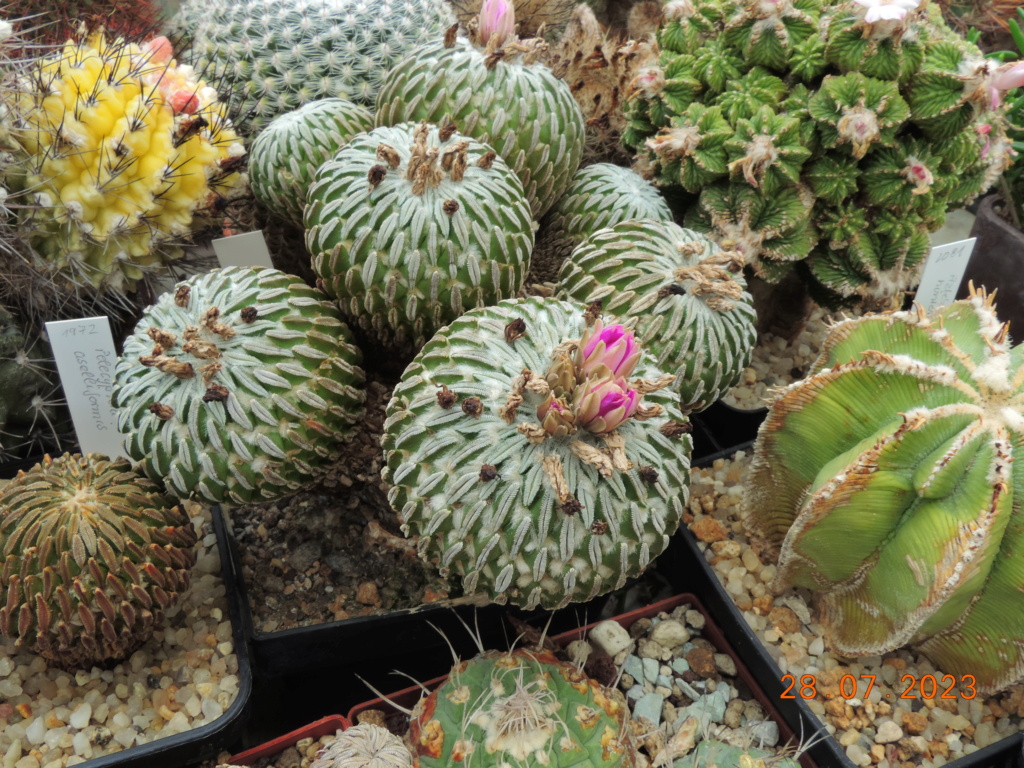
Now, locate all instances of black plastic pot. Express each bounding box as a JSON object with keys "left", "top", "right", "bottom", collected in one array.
[
  {"left": 690, "top": 400, "right": 768, "bottom": 461},
  {"left": 0, "top": 453, "right": 47, "bottom": 480}
]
